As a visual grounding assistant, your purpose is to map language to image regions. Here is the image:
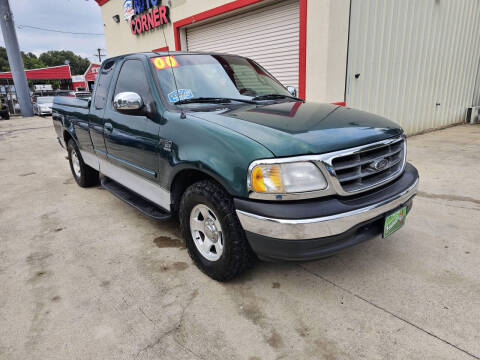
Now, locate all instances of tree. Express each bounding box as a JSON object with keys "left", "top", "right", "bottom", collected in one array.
[
  {"left": 39, "top": 50, "right": 90, "bottom": 75},
  {"left": 0, "top": 47, "right": 10, "bottom": 72},
  {"left": 0, "top": 47, "right": 91, "bottom": 75},
  {"left": 22, "top": 52, "right": 45, "bottom": 69},
  {"left": 0, "top": 47, "right": 46, "bottom": 71}
]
